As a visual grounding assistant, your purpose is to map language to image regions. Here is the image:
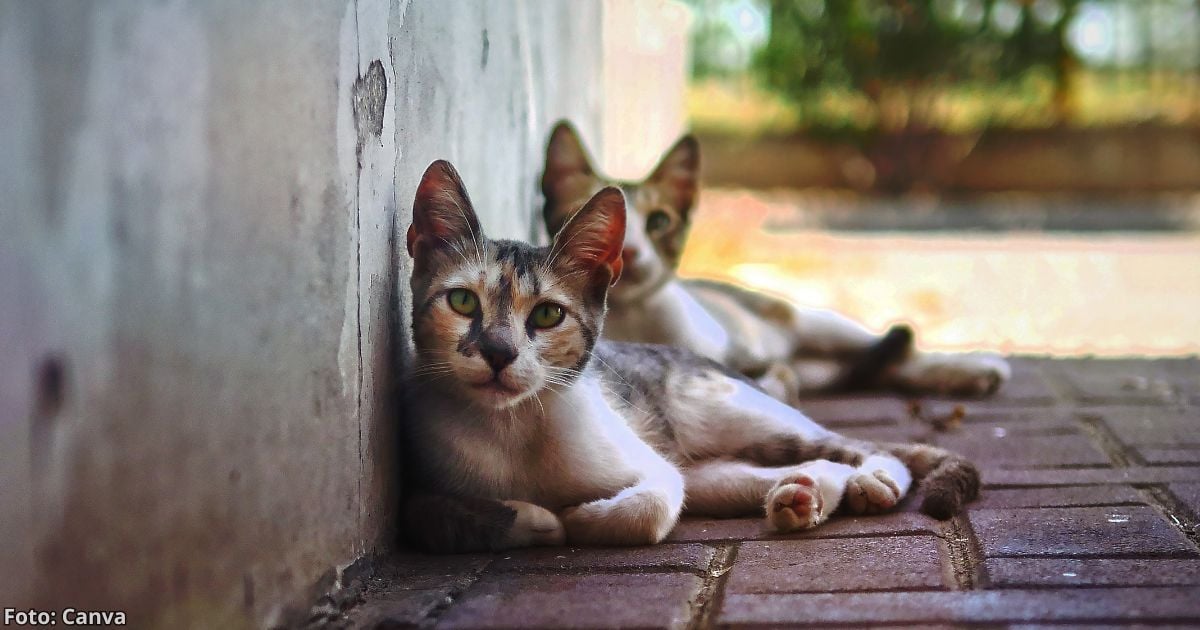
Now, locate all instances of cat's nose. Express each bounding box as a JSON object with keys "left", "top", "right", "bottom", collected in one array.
[
  {"left": 621, "top": 247, "right": 639, "bottom": 266},
  {"left": 479, "top": 337, "right": 518, "bottom": 373}
]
